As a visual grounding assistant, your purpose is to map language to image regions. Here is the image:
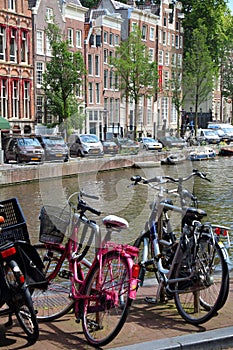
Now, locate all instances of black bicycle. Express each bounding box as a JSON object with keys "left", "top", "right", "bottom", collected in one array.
[{"left": 132, "top": 169, "right": 230, "bottom": 325}]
